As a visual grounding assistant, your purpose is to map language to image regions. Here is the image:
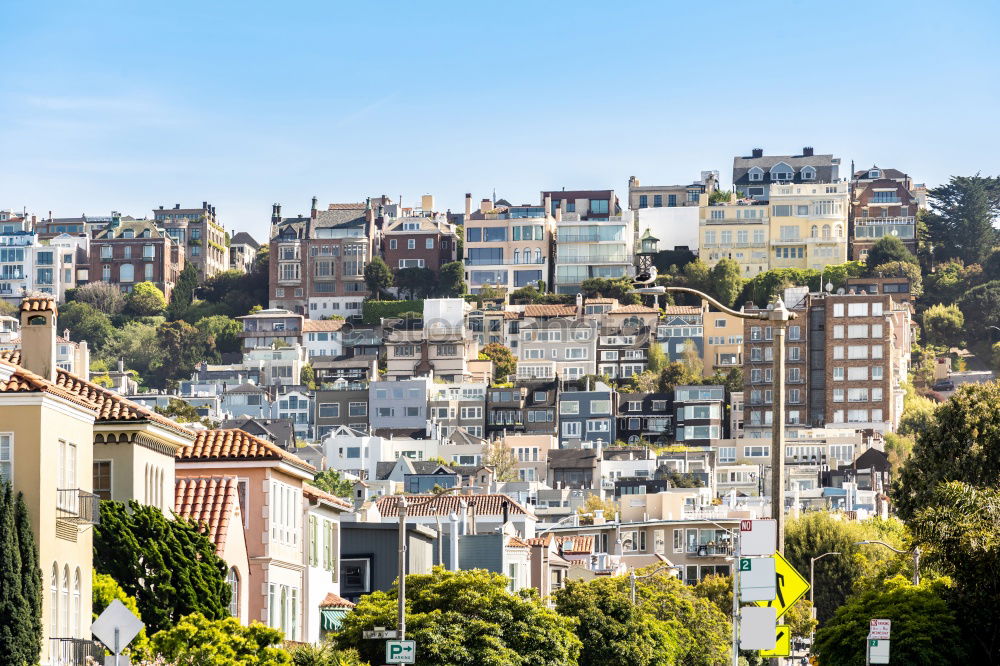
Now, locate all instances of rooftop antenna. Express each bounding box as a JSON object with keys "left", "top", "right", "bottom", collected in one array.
[{"left": 492, "top": 188, "right": 496, "bottom": 205}]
